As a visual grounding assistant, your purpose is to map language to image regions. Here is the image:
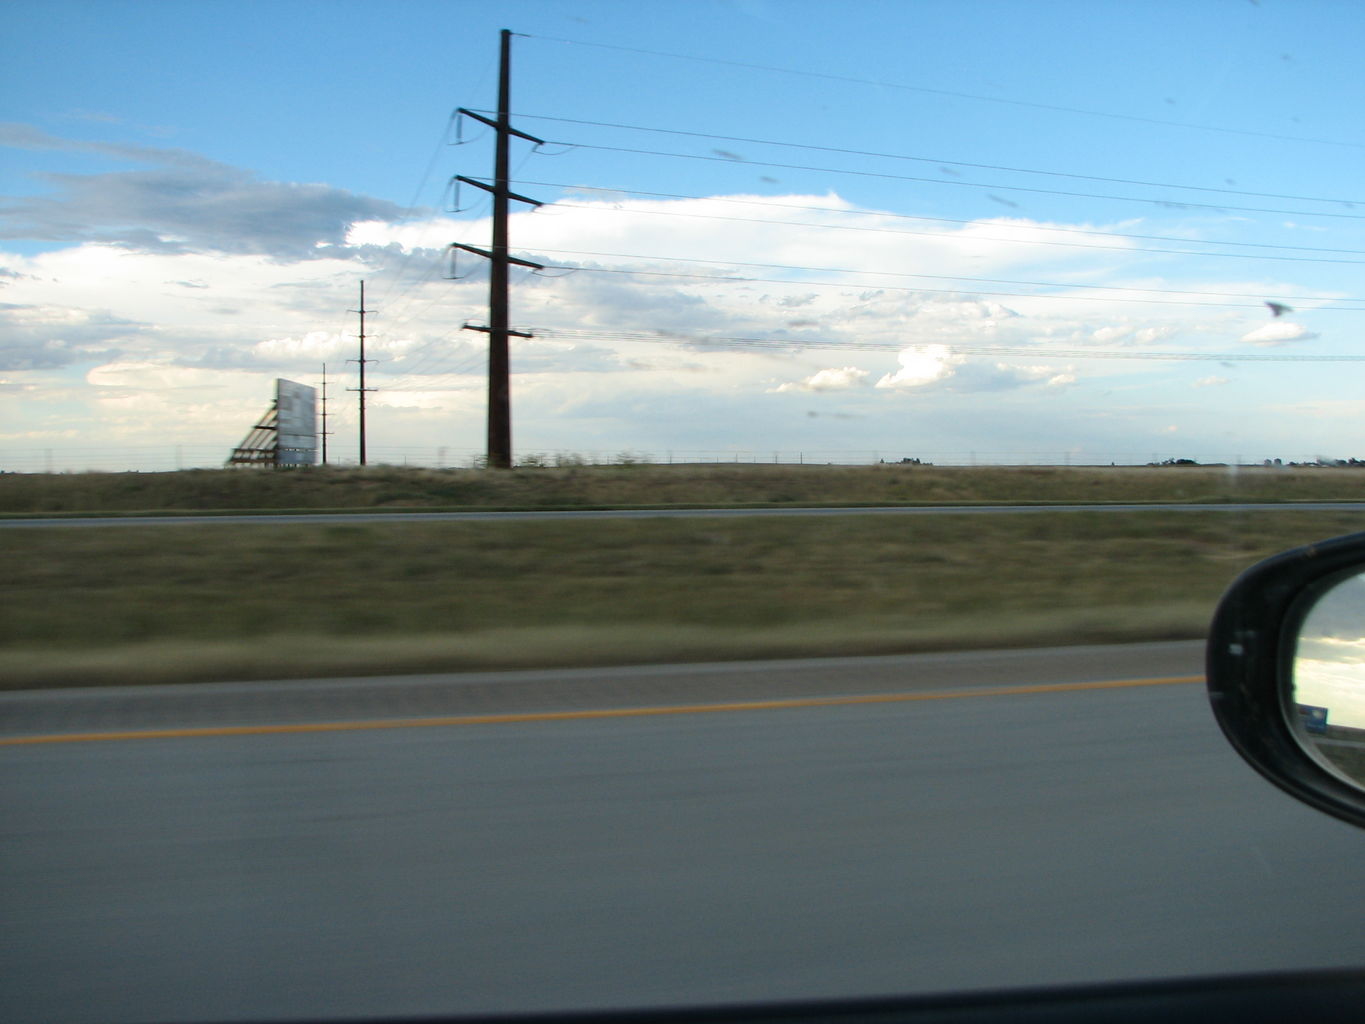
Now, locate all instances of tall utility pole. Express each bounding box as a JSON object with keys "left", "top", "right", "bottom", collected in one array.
[
  {"left": 451, "top": 29, "right": 543, "bottom": 469},
  {"left": 347, "top": 281, "right": 376, "bottom": 465}
]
